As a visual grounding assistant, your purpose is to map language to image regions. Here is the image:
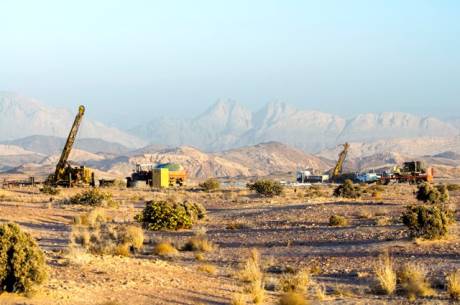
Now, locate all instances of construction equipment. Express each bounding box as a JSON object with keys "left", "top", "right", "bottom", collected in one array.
[
  {"left": 380, "top": 161, "right": 433, "bottom": 184},
  {"left": 46, "top": 105, "right": 95, "bottom": 187},
  {"left": 126, "top": 163, "right": 187, "bottom": 188},
  {"left": 296, "top": 169, "right": 329, "bottom": 184},
  {"left": 355, "top": 172, "right": 380, "bottom": 183},
  {"left": 330, "top": 142, "right": 350, "bottom": 182}
]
